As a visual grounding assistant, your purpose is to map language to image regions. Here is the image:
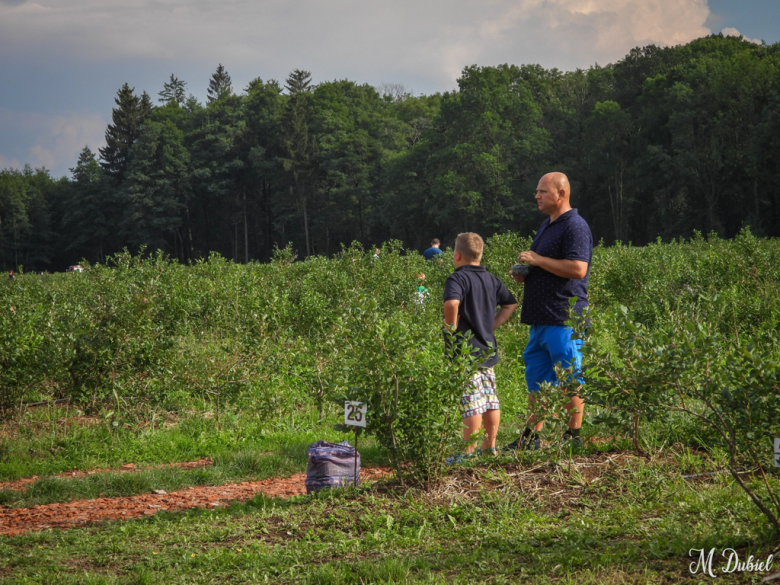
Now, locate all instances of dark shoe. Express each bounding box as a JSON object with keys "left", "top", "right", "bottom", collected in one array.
[
  {"left": 523, "top": 436, "right": 541, "bottom": 451},
  {"left": 503, "top": 436, "right": 540, "bottom": 452},
  {"left": 502, "top": 438, "right": 520, "bottom": 452},
  {"left": 562, "top": 434, "right": 583, "bottom": 449}
]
